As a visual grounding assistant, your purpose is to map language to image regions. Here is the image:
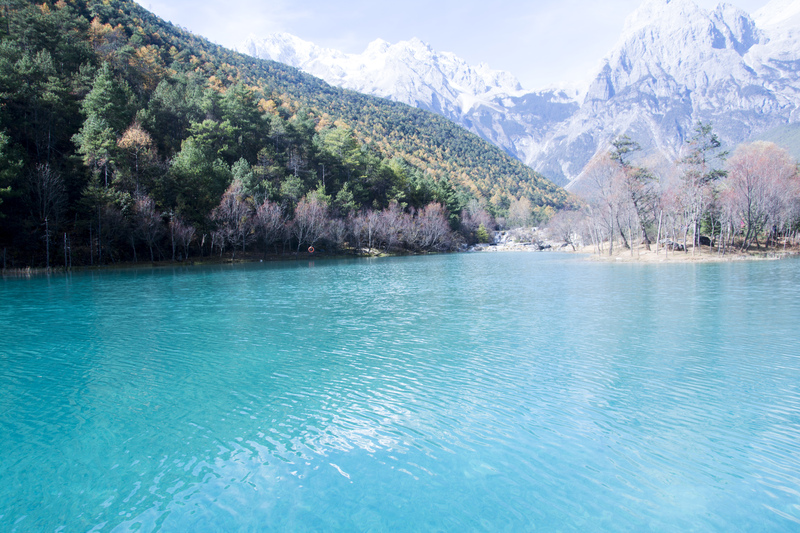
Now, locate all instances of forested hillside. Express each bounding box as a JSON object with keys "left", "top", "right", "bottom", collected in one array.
[{"left": 0, "top": 0, "right": 570, "bottom": 268}]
